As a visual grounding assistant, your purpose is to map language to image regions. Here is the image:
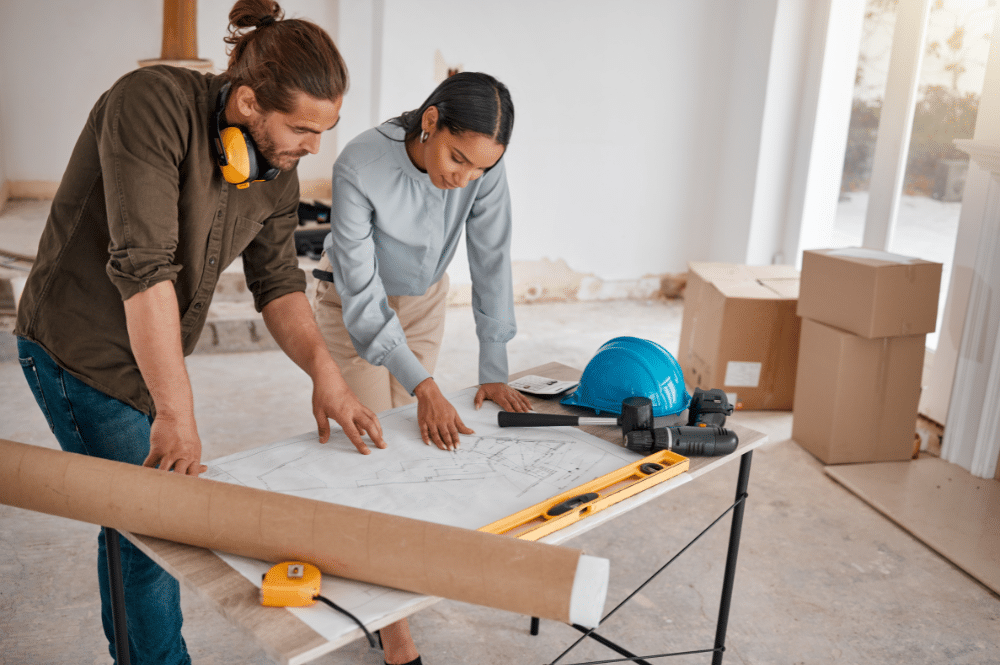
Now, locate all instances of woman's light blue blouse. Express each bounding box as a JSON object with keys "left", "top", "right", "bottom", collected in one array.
[{"left": 323, "top": 122, "right": 516, "bottom": 393}]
